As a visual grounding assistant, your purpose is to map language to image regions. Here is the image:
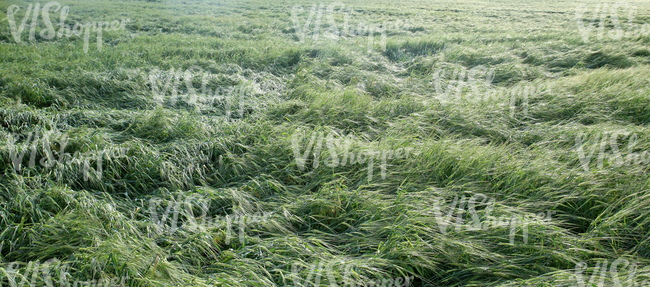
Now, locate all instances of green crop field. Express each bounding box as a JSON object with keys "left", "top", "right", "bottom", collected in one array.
[{"left": 2, "top": 0, "right": 650, "bottom": 285}]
